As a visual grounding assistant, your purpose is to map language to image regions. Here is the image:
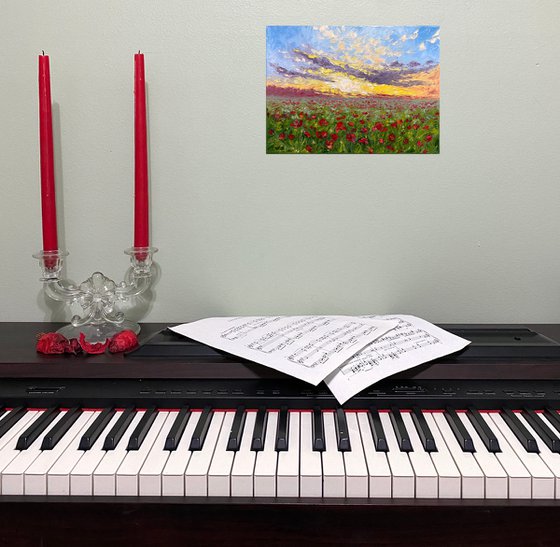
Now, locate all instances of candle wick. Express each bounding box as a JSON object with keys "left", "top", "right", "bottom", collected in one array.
[{"left": 42, "top": 50, "right": 45, "bottom": 56}]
